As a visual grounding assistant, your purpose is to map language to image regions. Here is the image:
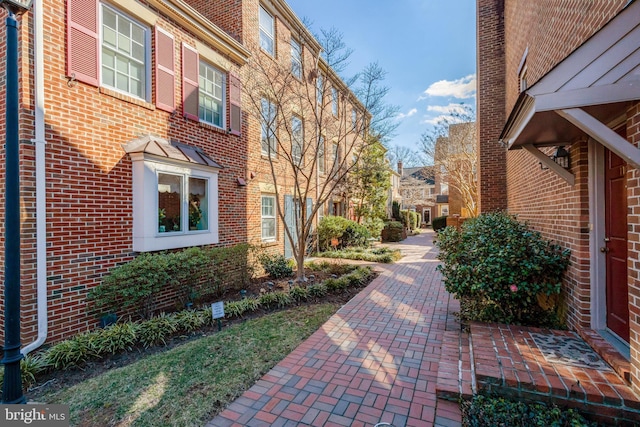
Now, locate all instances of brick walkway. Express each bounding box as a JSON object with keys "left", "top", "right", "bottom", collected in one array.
[{"left": 207, "top": 231, "right": 463, "bottom": 427}]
